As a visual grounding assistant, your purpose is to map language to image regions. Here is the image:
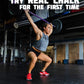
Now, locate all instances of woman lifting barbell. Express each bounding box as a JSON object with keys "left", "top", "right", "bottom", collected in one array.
[{"left": 25, "top": 10, "right": 53, "bottom": 80}]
